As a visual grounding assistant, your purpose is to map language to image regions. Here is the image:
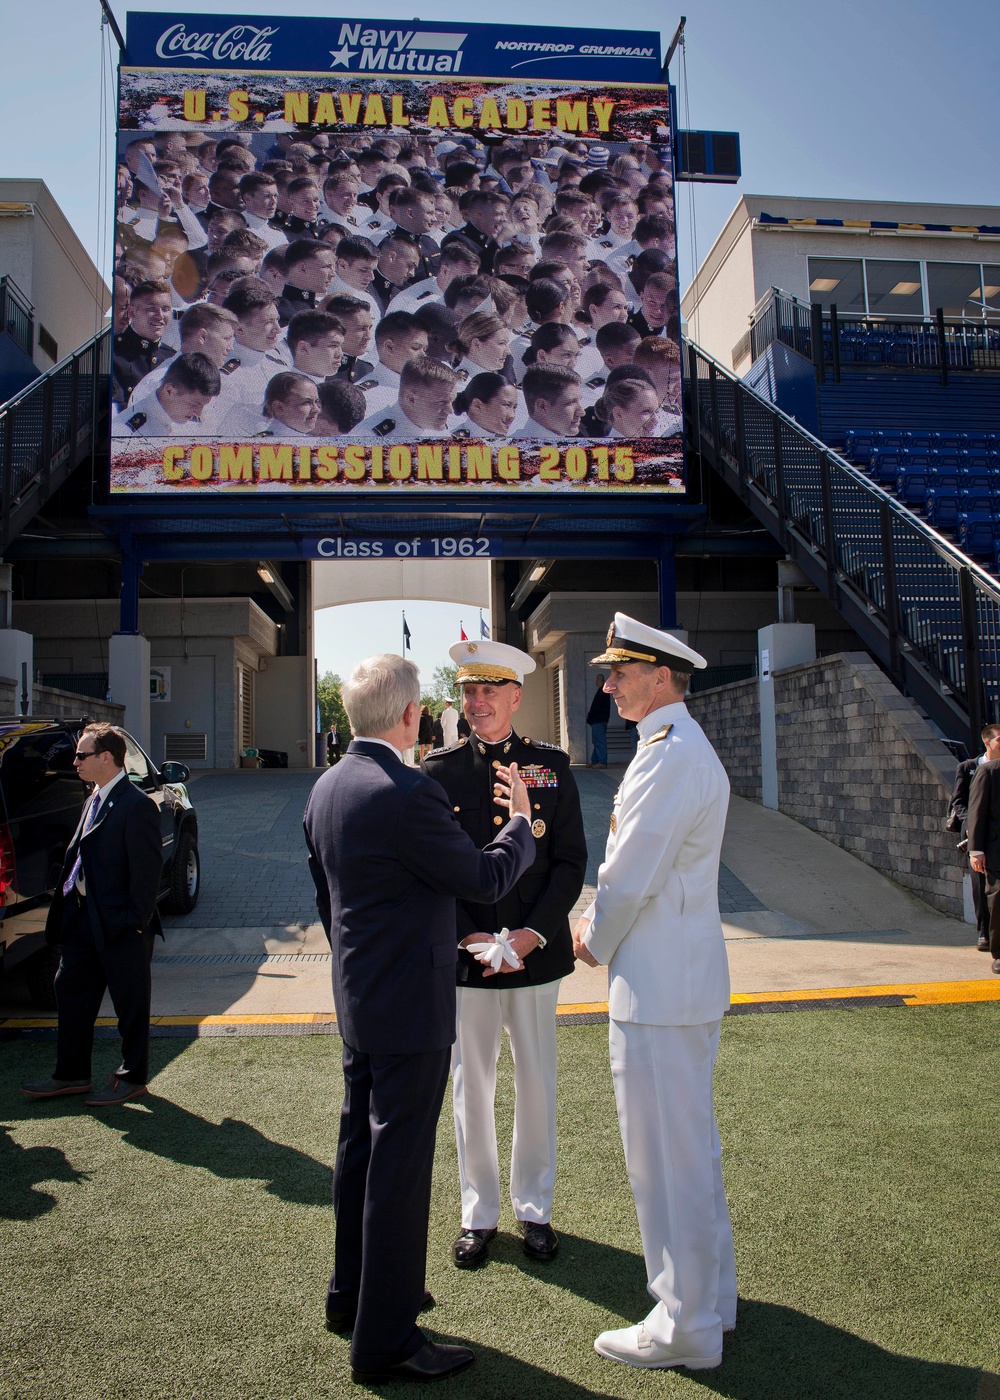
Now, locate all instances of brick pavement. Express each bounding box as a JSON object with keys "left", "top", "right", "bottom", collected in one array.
[{"left": 171, "top": 764, "right": 766, "bottom": 937}]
